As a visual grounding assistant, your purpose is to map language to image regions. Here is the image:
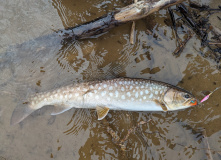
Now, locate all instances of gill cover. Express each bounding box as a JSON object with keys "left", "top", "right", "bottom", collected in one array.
[{"left": 163, "top": 88, "right": 196, "bottom": 110}]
